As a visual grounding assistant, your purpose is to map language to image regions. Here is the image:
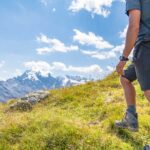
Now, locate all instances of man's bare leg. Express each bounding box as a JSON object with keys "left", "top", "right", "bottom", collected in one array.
[
  {"left": 114, "top": 76, "right": 138, "bottom": 132},
  {"left": 120, "top": 76, "right": 136, "bottom": 106},
  {"left": 115, "top": 76, "right": 139, "bottom": 131}
]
